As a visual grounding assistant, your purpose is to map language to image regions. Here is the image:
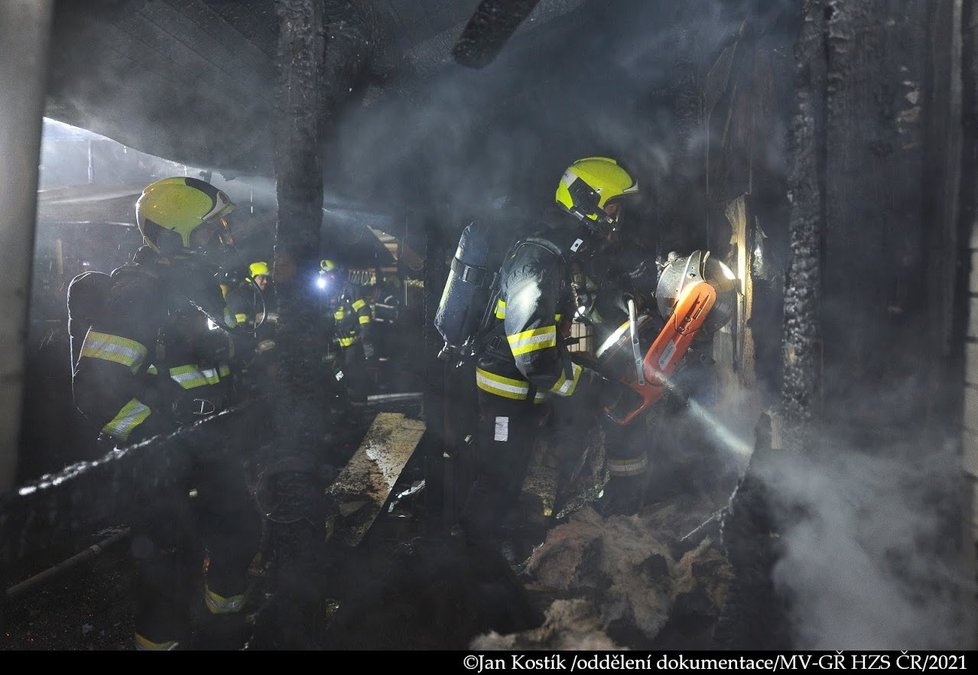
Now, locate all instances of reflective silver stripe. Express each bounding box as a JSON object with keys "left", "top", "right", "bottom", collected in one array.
[
  {"left": 475, "top": 367, "right": 530, "bottom": 400},
  {"left": 79, "top": 331, "right": 148, "bottom": 373},
  {"left": 607, "top": 455, "right": 648, "bottom": 477},
  {"left": 134, "top": 633, "right": 179, "bottom": 651},
  {"left": 204, "top": 587, "right": 246, "bottom": 615},
  {"left": 507, "top": 325, "right": 557, "bottom": 356},
  {"left": 550, "top": 361, "right": 583, "bottom": 397},
  {"left": 169, "top": 365, "right": 211, "bottom": 390},
  {"left": 101, "top": 398, "right": 151, "bottom": 441}
]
